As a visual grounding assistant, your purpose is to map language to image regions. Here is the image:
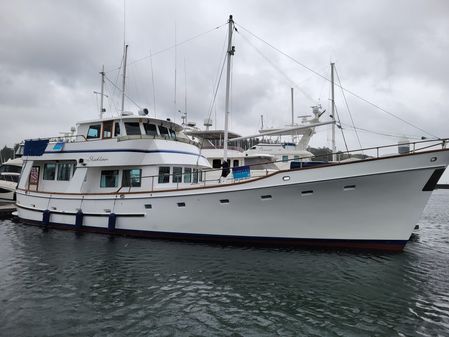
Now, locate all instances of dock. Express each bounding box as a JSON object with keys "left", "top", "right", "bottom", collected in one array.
[{"left": 0, "top": 204, "right": 16, "bottom": 218}]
